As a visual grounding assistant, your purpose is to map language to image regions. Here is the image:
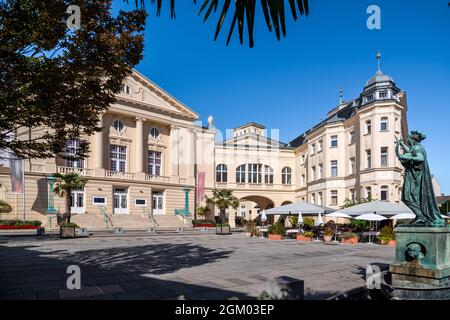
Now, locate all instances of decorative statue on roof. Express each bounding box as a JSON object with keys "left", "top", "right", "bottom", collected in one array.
[{"left": 395, "top": 131, "right": 446, "bottom": 227}]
